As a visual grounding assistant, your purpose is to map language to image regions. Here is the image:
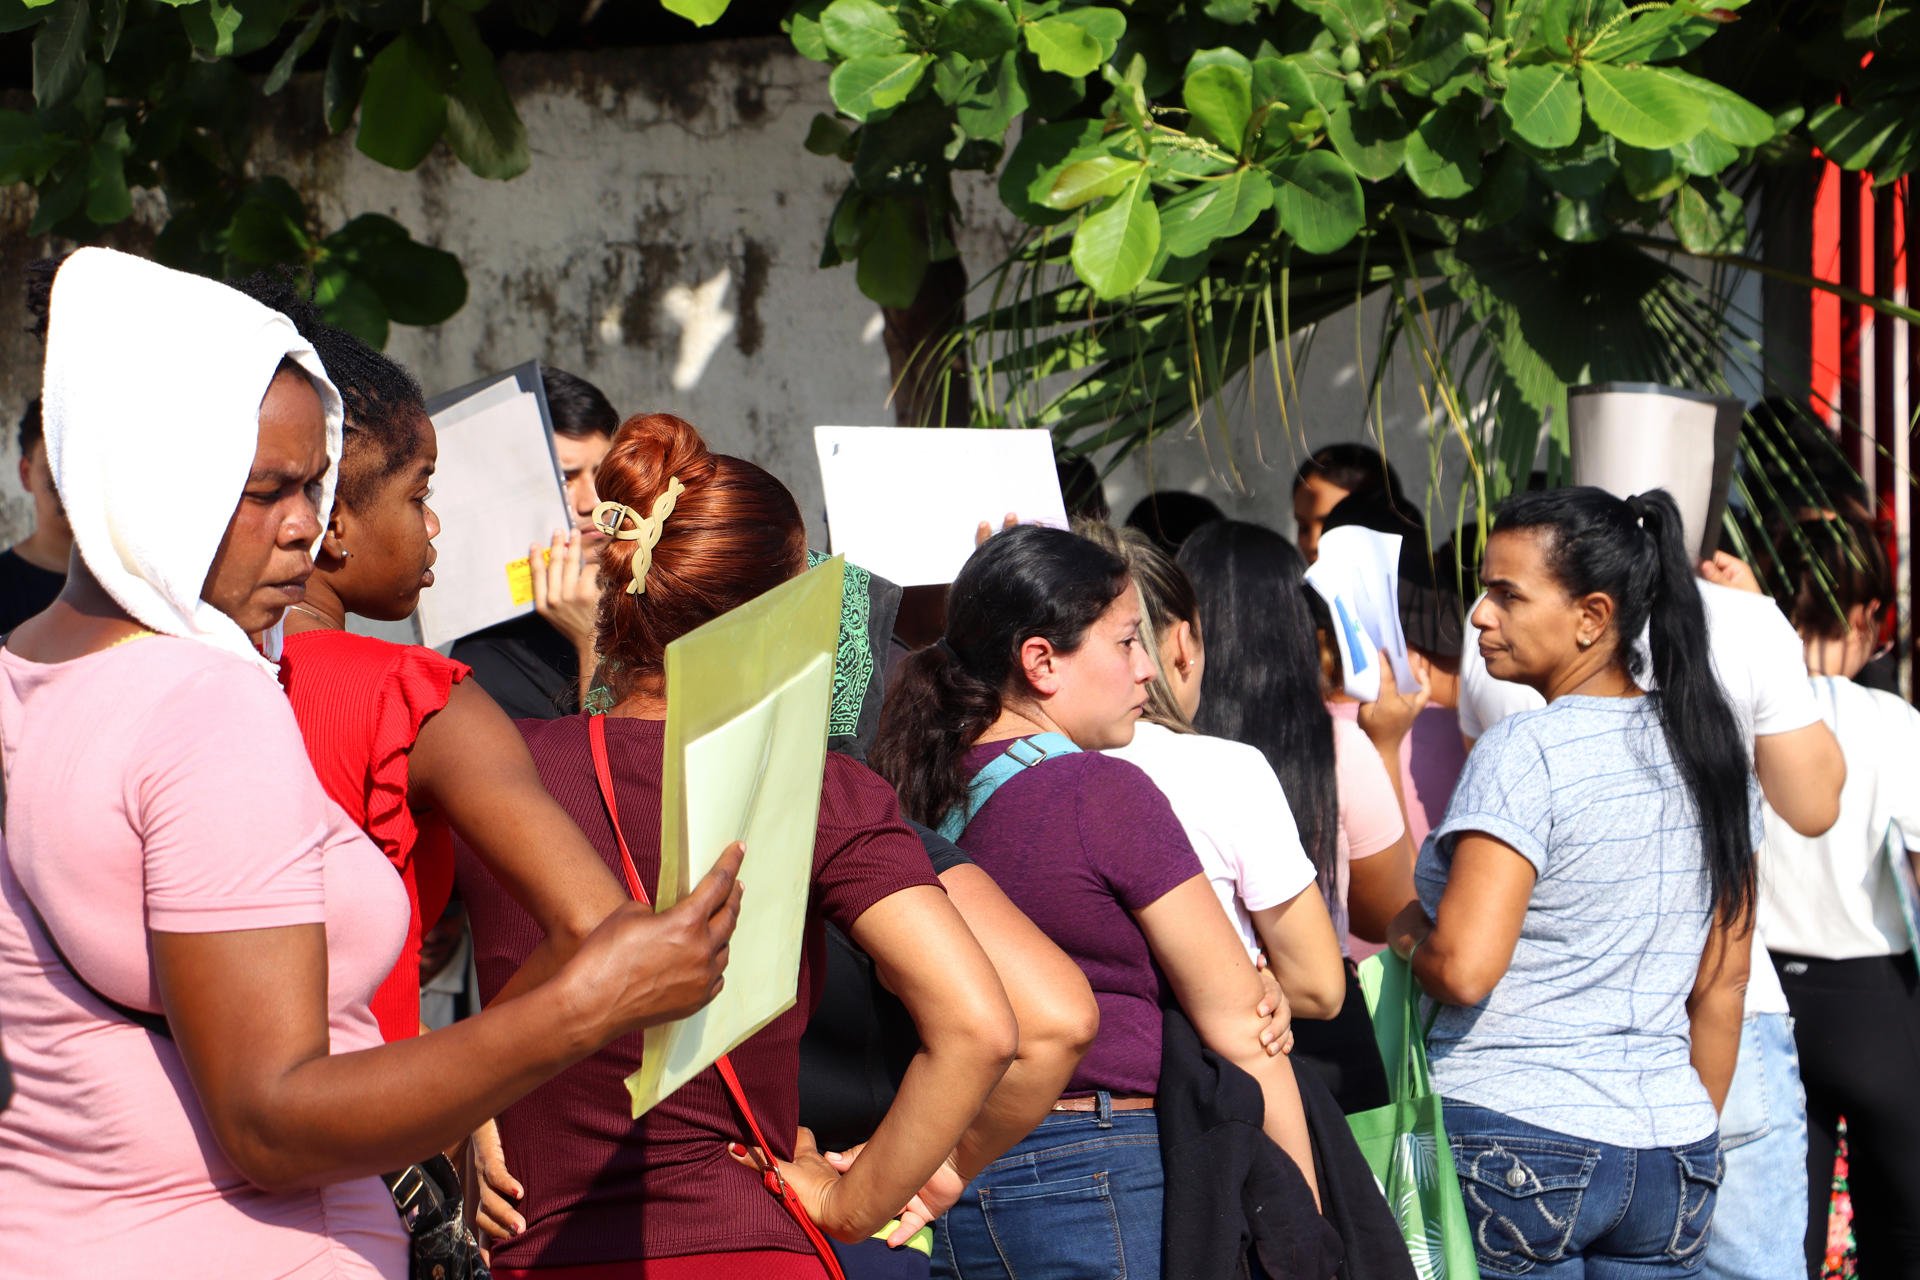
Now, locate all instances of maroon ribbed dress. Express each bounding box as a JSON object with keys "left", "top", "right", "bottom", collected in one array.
[{"left": 458, "top": 713, "right": 939, "bottom": 1276}]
